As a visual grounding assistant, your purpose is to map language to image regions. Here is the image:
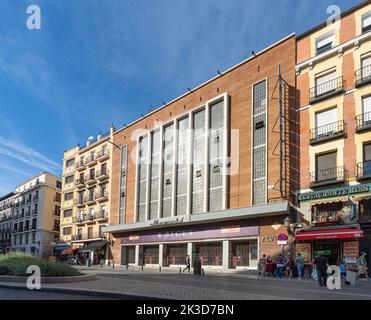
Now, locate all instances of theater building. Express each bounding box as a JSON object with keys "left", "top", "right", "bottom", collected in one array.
[
  {"left": 295, "top": 2, "right": 371, "bottom": 270},
  {"left": 103, "top": 34, "right": 297, "bottom": 271}
]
